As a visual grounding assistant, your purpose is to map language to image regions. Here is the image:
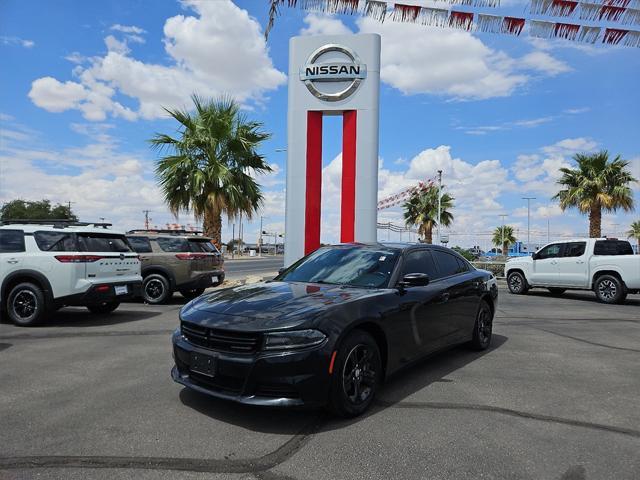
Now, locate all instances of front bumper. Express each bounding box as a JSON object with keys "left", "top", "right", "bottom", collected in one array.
[
  {"left": 171, "top": 329, "right": 332, "bottom": 407},
  {"left": 56, "top": 281, "right": 142, "bottom": 307}
]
